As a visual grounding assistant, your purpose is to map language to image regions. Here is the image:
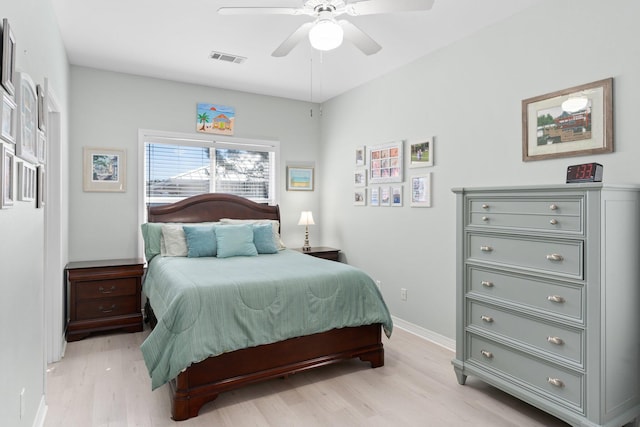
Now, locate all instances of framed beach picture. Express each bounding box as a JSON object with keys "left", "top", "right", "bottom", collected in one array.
[
  {"left": 286, "top": 166, "right": 314, "bottom": 191},
  {"left": 83, "top": 147, "right": 126, "bottom": 192},
  {"left": 196, "top": 103, "right": 235, "bottom": 136},
  {"left": 409, "top": 137, "right": 434, "bottom": 167},
  {"left": 522, "top": 78, "right": 613, "bottom": 161},
  {"left": 411, "top": 173, "right": 431, "bottom": 207},
  {"left": 369, "top": 141, "right": 403, "bottom": 184}
]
